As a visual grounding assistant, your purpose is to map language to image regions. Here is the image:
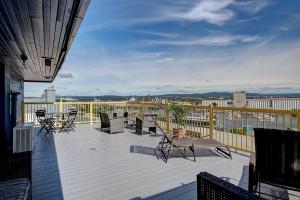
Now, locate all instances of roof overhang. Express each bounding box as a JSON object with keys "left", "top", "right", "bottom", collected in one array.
[{"left": 0, "top": 0, "right": 90, "bottom": 82}]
